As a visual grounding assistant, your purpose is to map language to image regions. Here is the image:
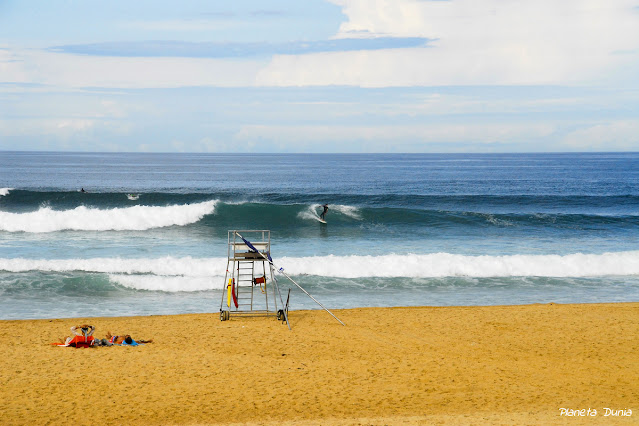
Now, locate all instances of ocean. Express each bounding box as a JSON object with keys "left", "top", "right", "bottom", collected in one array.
[{"left": 1, "top": 151, "right": 638, "bottom": 320}]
